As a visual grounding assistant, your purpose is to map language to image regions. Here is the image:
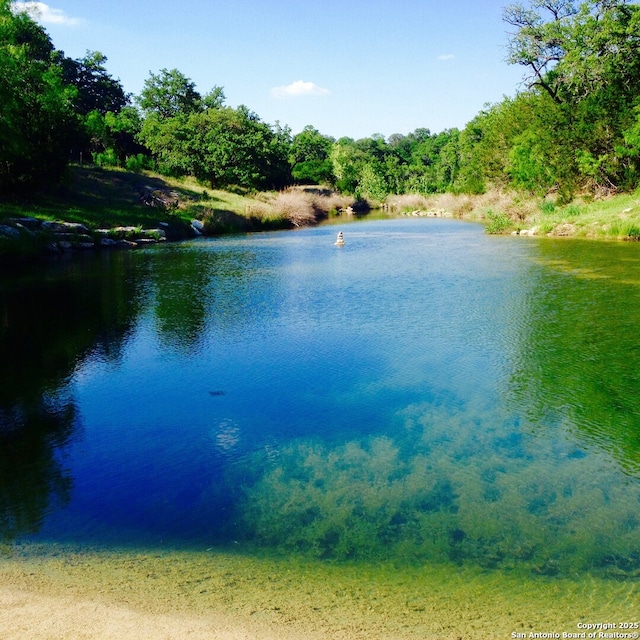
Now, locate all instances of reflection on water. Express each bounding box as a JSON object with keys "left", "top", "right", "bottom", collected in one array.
[
  {"left": 0, "top": 252, "right": 142, "bottom": 544},
  {"left": 1, "top": 221, "right": 640, "bottom": 583},
  {"left": 513, "top": 239, "right": 640, "bottom": 476}
]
